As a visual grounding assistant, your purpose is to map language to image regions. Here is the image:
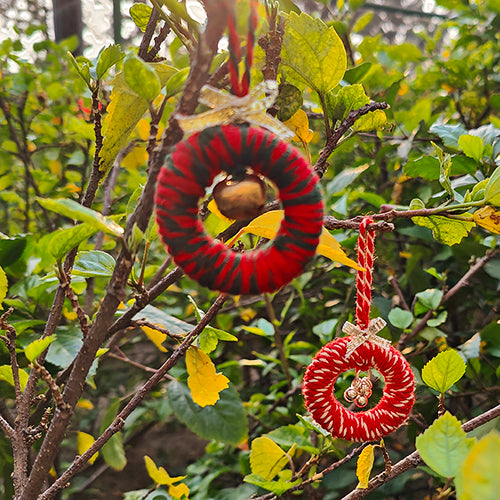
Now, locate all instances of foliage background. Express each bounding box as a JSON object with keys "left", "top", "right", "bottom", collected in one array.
[{"left": 0, "top": 0, "right": 499, "bottom": 499}]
